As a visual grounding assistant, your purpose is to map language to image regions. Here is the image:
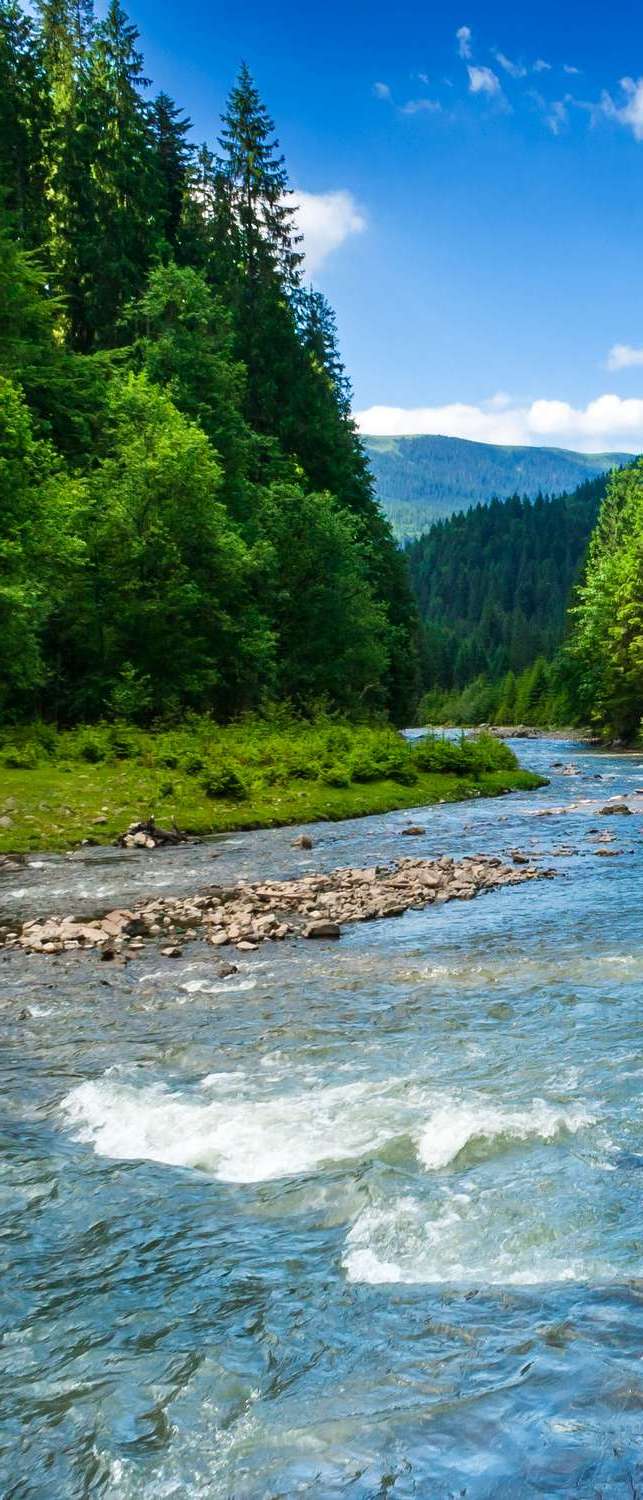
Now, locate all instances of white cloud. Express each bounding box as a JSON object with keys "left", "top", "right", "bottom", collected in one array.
[
  {"left": 533, "top": 58, "right": 552, "bottom": 73},
  {"left": 547, "top": 99, "right": 569, "bottom": 135},
  {"left": 400, "top": 97, "right": 441, "bottom": 115},
  {"left": 494, "top": 50, "right": 527, "bottom": 79},
  {"left": 373, "top": 81, "right": 391, "bottom": 100},
  {"left": 355, "top": 393, "right": 643, "bottom": 452},
  {"left": 467, "top": 64, "right": 502, "bottom": 97},
  {"left": 563, "top": 64, "right": 581, "bottom": 75},
  {"left": 456, "top": 25, "right": 472, "bottom": 60},
  {"left": 607, "top": 343, "right": 643, "bottom": 370},
  {"left": 293, "top": 190, "right": 366, "bottom": 276},
  {"left": 601, "top": 76, "right": 643, "bottom": 140}
]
